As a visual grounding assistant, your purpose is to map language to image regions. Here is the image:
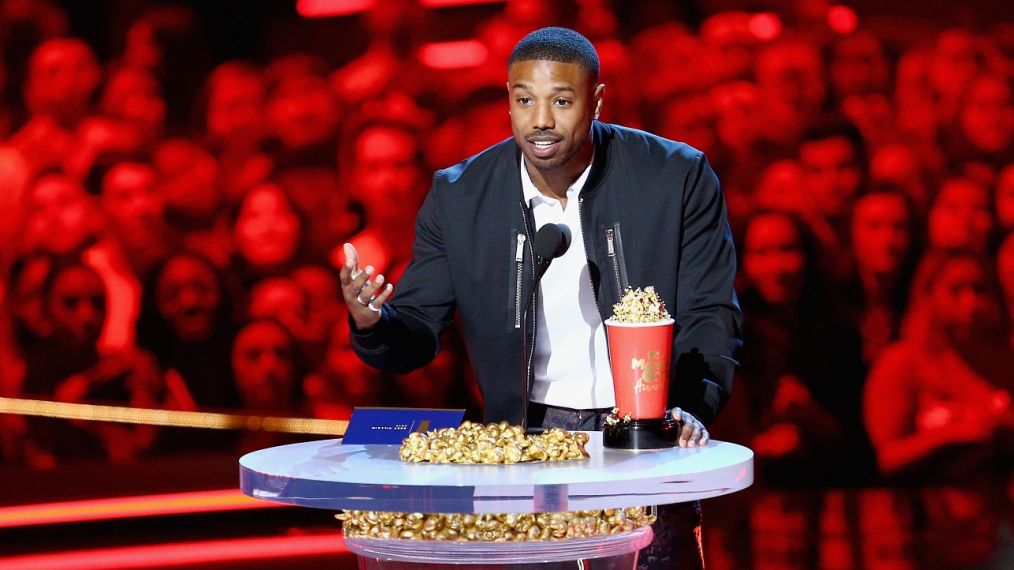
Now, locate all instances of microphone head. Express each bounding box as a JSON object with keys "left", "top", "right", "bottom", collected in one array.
[{"left": 533, "top": 223, "right": 571, "bottom": 260}]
